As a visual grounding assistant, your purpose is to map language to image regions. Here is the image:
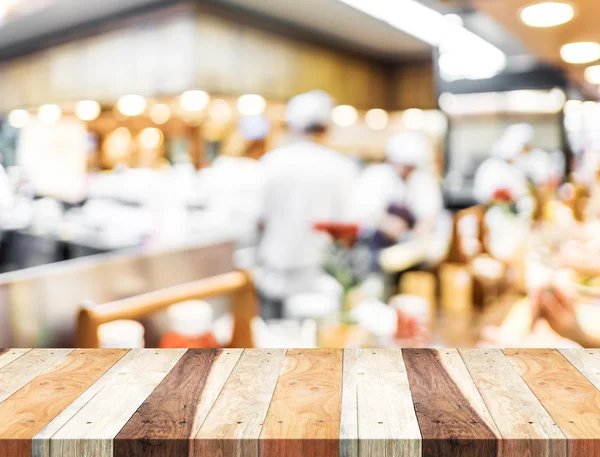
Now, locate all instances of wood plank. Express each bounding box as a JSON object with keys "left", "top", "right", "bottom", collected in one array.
[
  {"left": 505, "top": 349, "right": 600, "bottom": 457},
  {"left": 259, "top": 349, "right": 343, "bottom": 457},
  {"left": 0, "top": 348, "right": 31, "bottom": 370},
  {"left": 354, "top": 348, "right": 421, "bottom": 457},
  {"left": 559, "top": 349, "right": 600, "bottom": 391},
  {"left": 0, "top": 349, "right": 73, "bottom": 404},
  {"left": 460, "top": 349, "right": 566, "bottom": 457},
  {"left": 194, "top": 349, "right": 286, "bottom": 457},
  {"left": 48, "top": 349, "right": 186, "bottom": 457},
  {"left": 114, "top": 349, "right": 243, "bottom": 457},
  {"left": 340, "top": 349, "right": 358, "bottom": 457},
  {"left": 0, "top": 349, "right": 127, "bottom": 457},
  {"left": 403, "top": 348, "right": 501, "bottom": 457}
]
